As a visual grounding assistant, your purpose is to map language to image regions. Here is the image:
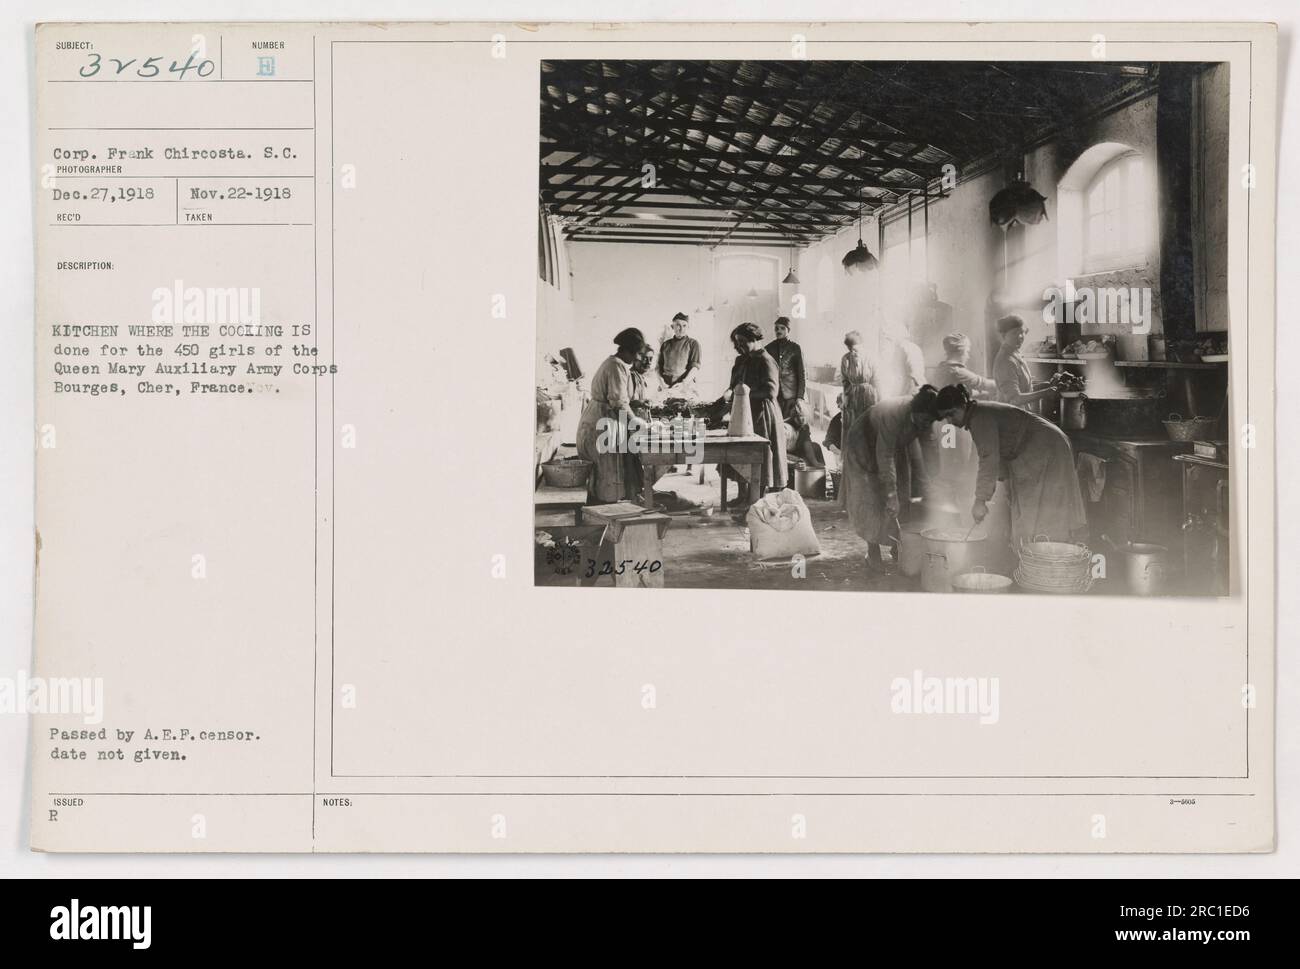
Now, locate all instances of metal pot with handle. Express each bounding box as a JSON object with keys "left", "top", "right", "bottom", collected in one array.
[
  {"left": 921, "top": 527, "right": 986, "bottom": 575},
  {"left": 1059, "top": 391, "right": 1087, "bottom": 430},
  {"left": 1102, "top": 535, "right": 1169, "bottom": 596},
  {"left": 920, "top": 527, "right": 987, "bottom": 592}
]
